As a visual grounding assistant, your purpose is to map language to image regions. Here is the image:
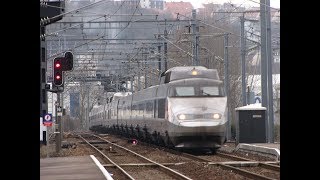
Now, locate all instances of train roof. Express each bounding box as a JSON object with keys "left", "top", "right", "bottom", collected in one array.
[
  {"left": 169, "top": 78, "right": 223, "bottom": 85},
  {"left": 111, "top": 92, "right": 132, "bottom": 101},
  {"left": 164, "top": 66, "right": 208, "bottom": 73},
  {"left": 160, "top": 66, "right": 220, "bottom": 84},
  {"left": 113, "top": 92, "right": 132, "bottom": 97}
]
